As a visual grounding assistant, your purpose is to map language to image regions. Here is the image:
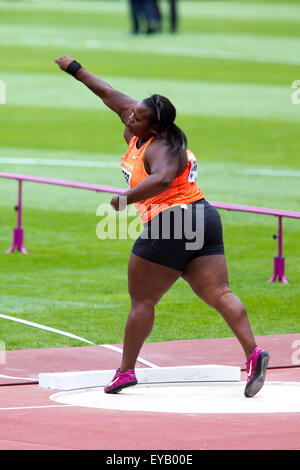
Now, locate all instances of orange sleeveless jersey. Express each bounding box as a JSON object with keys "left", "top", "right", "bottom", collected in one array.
[{"left": 121, "top": 136, "right": 205, "bottom": 223}]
